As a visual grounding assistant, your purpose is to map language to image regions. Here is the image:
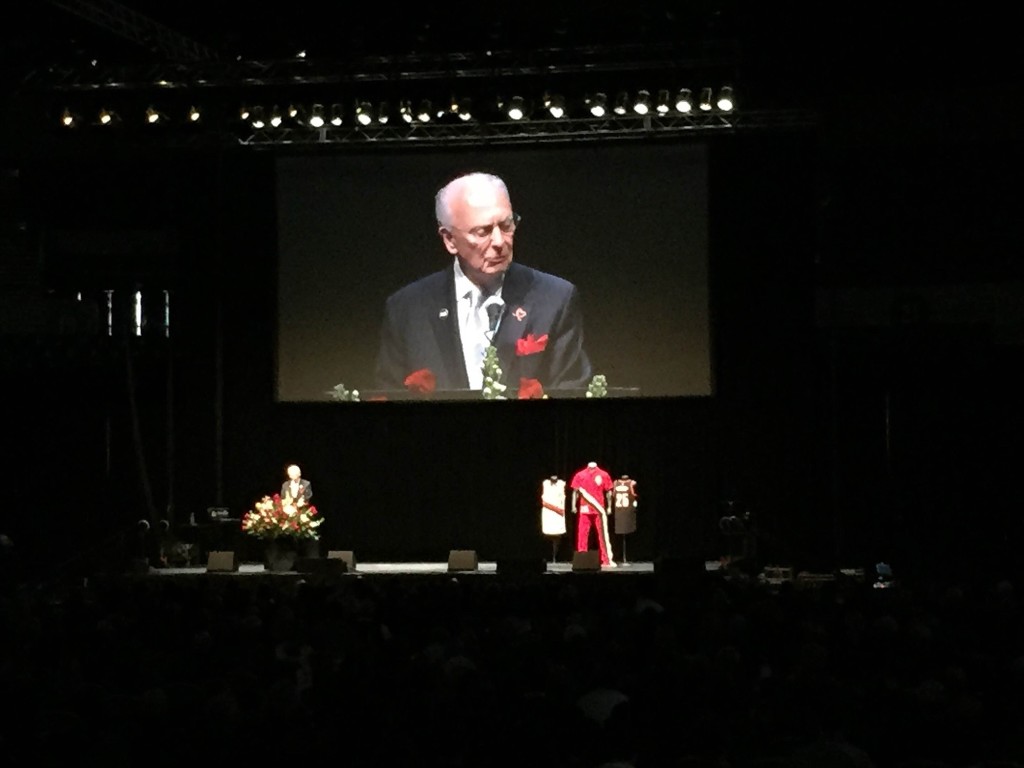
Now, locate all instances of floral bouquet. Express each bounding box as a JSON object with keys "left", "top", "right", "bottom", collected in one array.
[
  {"left": 241, "top": 493, "right": 323, "bottom": 540},
  {"left": 481, "top": 346, "right": 508, "bottom": 400}
]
